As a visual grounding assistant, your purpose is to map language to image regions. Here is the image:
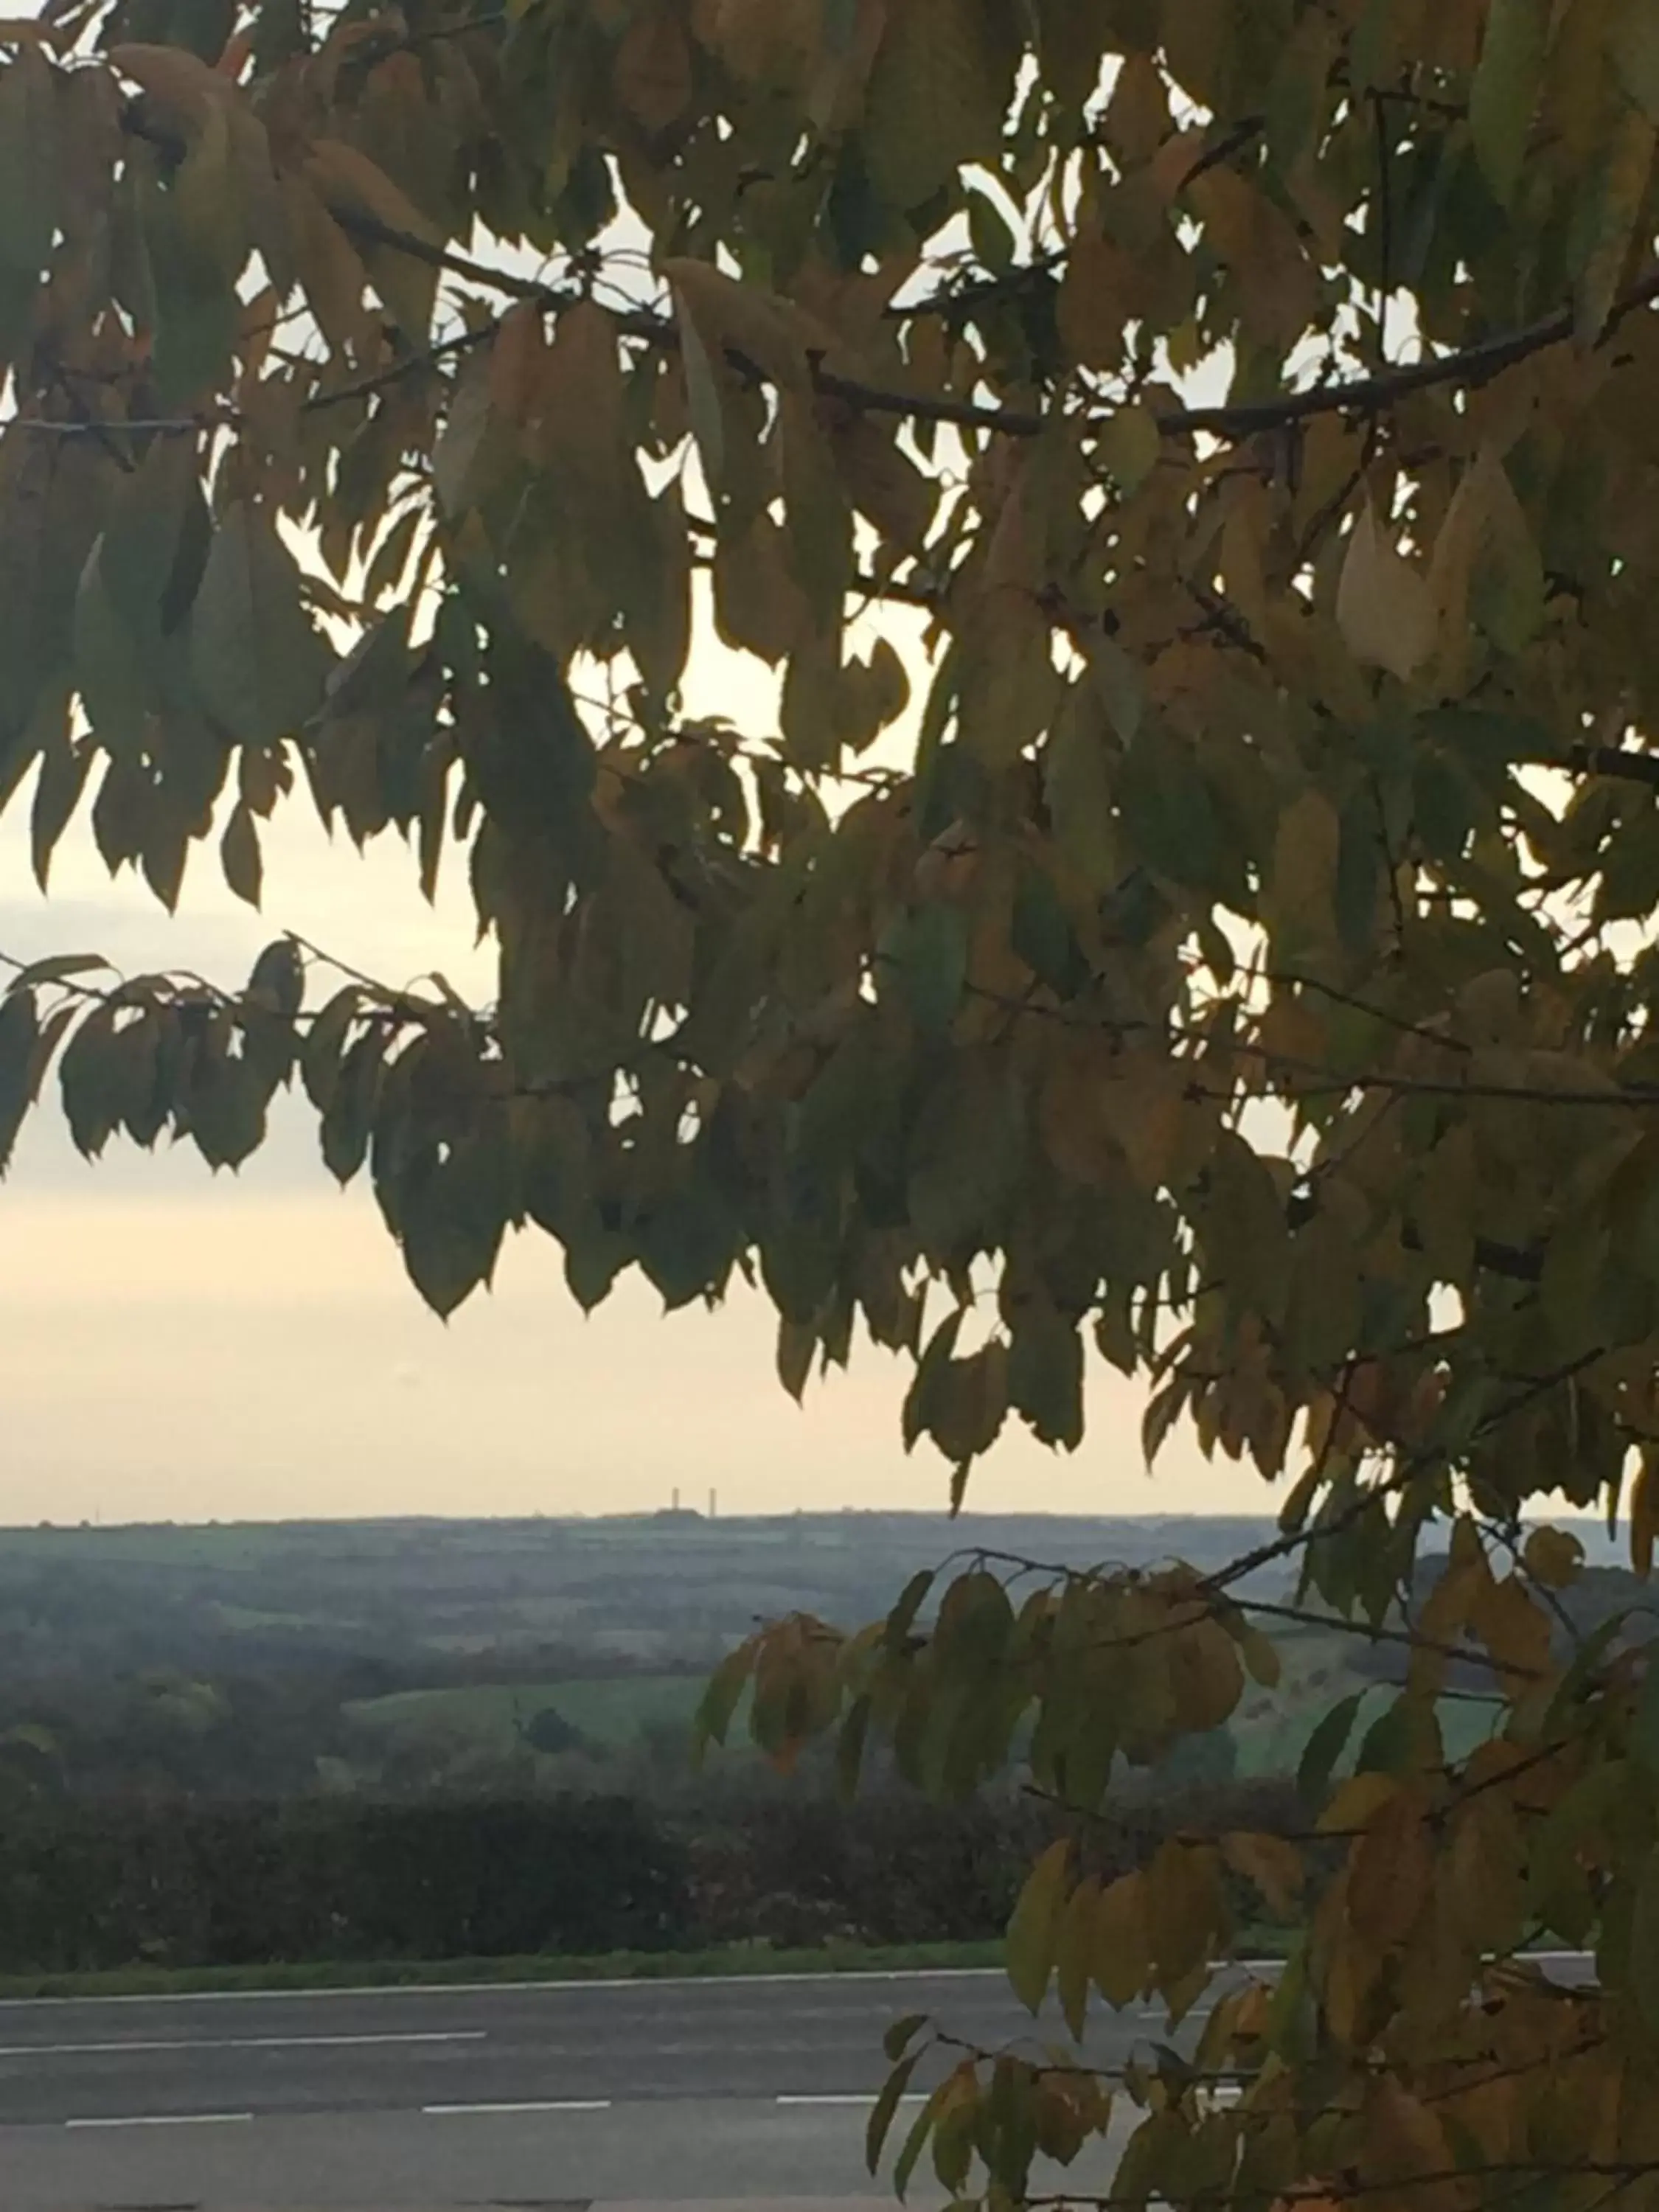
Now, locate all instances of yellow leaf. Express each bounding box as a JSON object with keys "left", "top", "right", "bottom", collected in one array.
[
  {"left": 1090, "top": 1871, "right": 1150, "bottom": 2008},
  {"left": 1055, "top": 1874, "right": 1098, "bottom": 2039},
  {"left": 1186, "top": 167, "right": 1318, "bottom": 354},
  {"left": 1093, "top": 1046, "right": 1192, "bottom": 1190},
  {"left": 1222, "top": 1830, "right": 1305, "bottom": 1920},
  {"left": 1335, "top": 502, "right": 1436, "bottom": 682},
  {"left": 1166, "top": 1615, "right": 1245, "bottom": 1733},
  {"left": 827, "top": 413, "right": 937, "bottom": 553},
  {"left": 1096, "top": 403, "right": 1161, "bottom": 496},
  {"left": 1523, "top": 1525, "right": 1585, "bottom": 1589},
  {"left": 614, "top": 4, "right": 693, "bottom": 133},
  {"left": 1318, "top": 1770, "right": 1399, "bottom": 1836},
  {"left": 1575, "top": 103, "right": 1656, "bottom": 345},
  {"left": 1425, "top": 448, "right": 1500, "bottom": 692},
  {"left": 664, "top": 256, "right": 820, "bottom": 393},
  {"left": 304, "top": 138, "right": 441, "bottom": 340},
  {"left": 692, "top": 0, "right": 821, "bottom": 91},
  {"left": 1347, "top": 1784, "right": 1433, "bottom": 1948},
  {"left": 1144, "top": 1839, "right": 1222, "bottom": 1987},
  {"left": 1360, "top": 2079, "right": 1454, "bottom": 2212},
  {"left": 1469, "top": 1572, "right": 1553, "bottom": 1688},
  {"left": 279, "top": 173, "right": 375, "bottom": 358},
  {"left": 1006, "top": 1837, "right": 1071, "bottom": 2014},
  {"left": 1264, "top": 788, "right": 1340, "bottom": 956},
  {"left": 1056, "top": 228, "right": 1133, "bottom": 372},
  {"left": 305, "top": 137, "right": 440, "bottom": 251},
  {"left": 488, "top": 302, "right": 549, "bottom": 429},
  {"left": 713, "top": 510, "right": 807, "bottom": 664},
  {"left": 108, "top": 40, "right": 228, "bottom": 120}
]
